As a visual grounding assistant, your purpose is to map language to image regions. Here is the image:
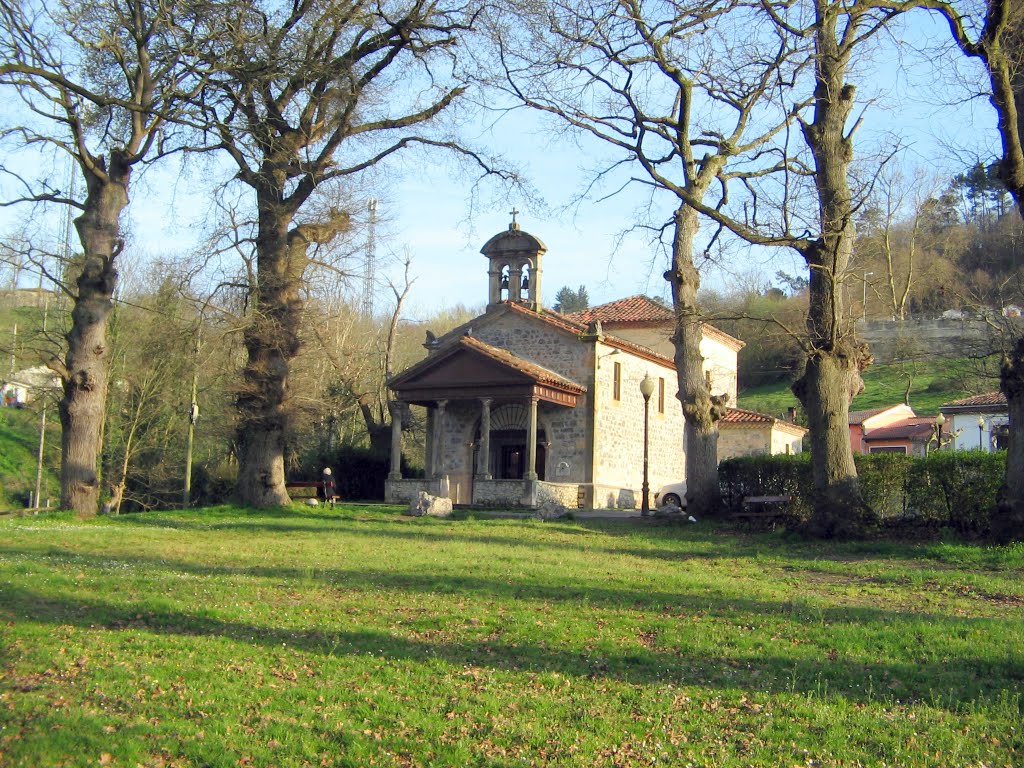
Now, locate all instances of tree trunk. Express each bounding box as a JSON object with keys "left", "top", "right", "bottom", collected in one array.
[
  {"left": 791, "top": 10, "right": 874, "bottom": 536},
  {"left": 59, "top": 155, "right": 129, "bottom": 515},
  {"left": 791, "top": 245, "right": 874, "bottom": 537},
  {"left": 235, "top": 197, "right": 301, "bottom": 507},
  {"left": 792, "top": 339, "right": 872, "bottom": 537},
  {"left": 994, "top": 337, "right": 1024, "bottom": 542},
  {"left": 666, "top": 204, "right": 725, "bottom": 518},
  {"left": 970, "top": 8, "right": 1024, "bottom": 542}
]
